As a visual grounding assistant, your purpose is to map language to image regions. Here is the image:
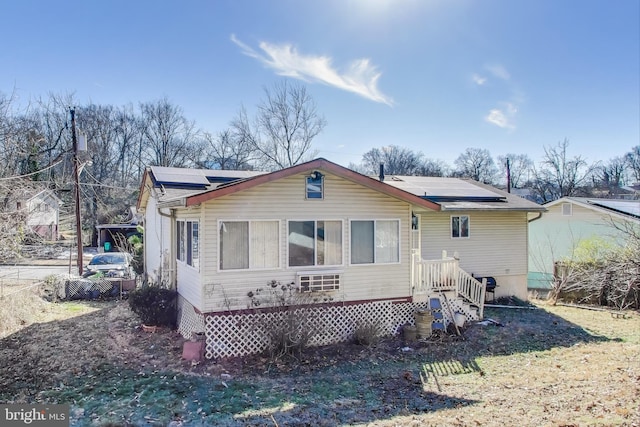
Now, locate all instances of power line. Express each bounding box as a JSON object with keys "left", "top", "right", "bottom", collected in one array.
[{"left": 0, "top": 159, "right": 64, "bottom": 181}]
